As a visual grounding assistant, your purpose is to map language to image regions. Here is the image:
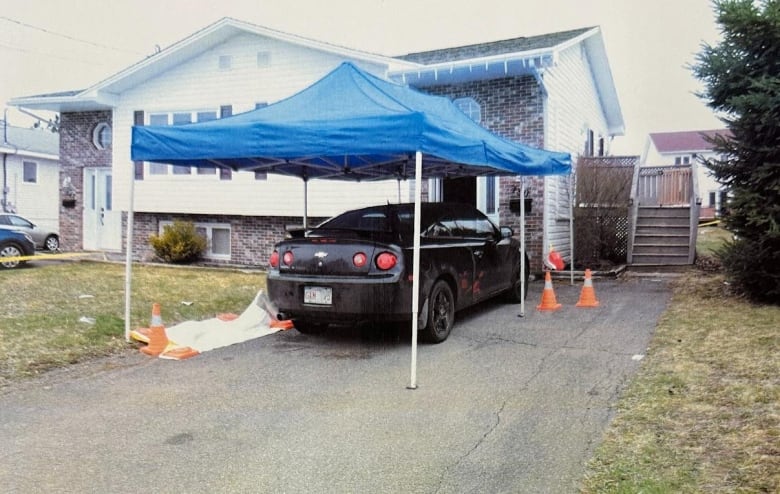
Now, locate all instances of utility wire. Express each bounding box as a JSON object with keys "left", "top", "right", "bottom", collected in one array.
[
  {"left": 0, "top": 40, "right": 116, "bottom": 65},
  {"left": 0, "top": 15, "right": 144, "bottom": 56}
]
